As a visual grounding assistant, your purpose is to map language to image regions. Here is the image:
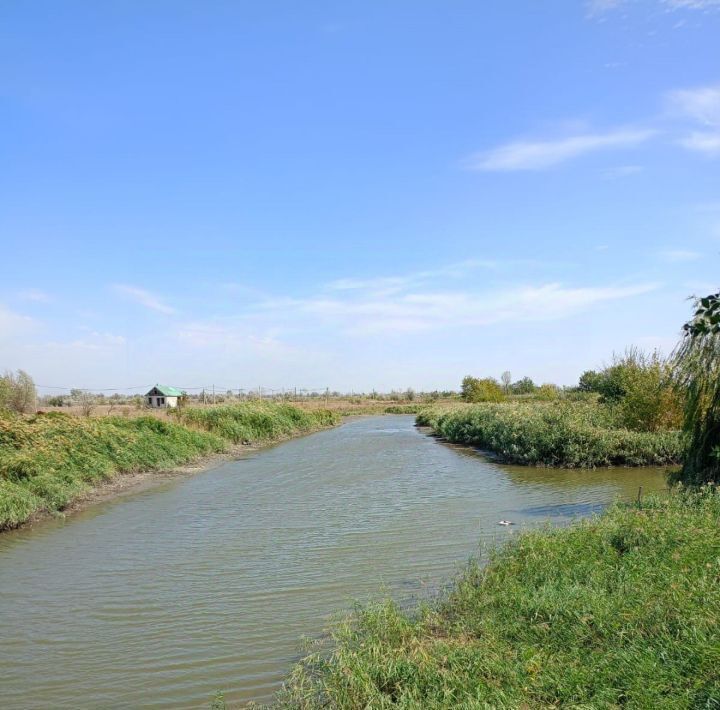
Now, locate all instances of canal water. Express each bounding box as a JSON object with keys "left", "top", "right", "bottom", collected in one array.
[{"left": 0, "top": 416, "right": 669, "bottom": 708}]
